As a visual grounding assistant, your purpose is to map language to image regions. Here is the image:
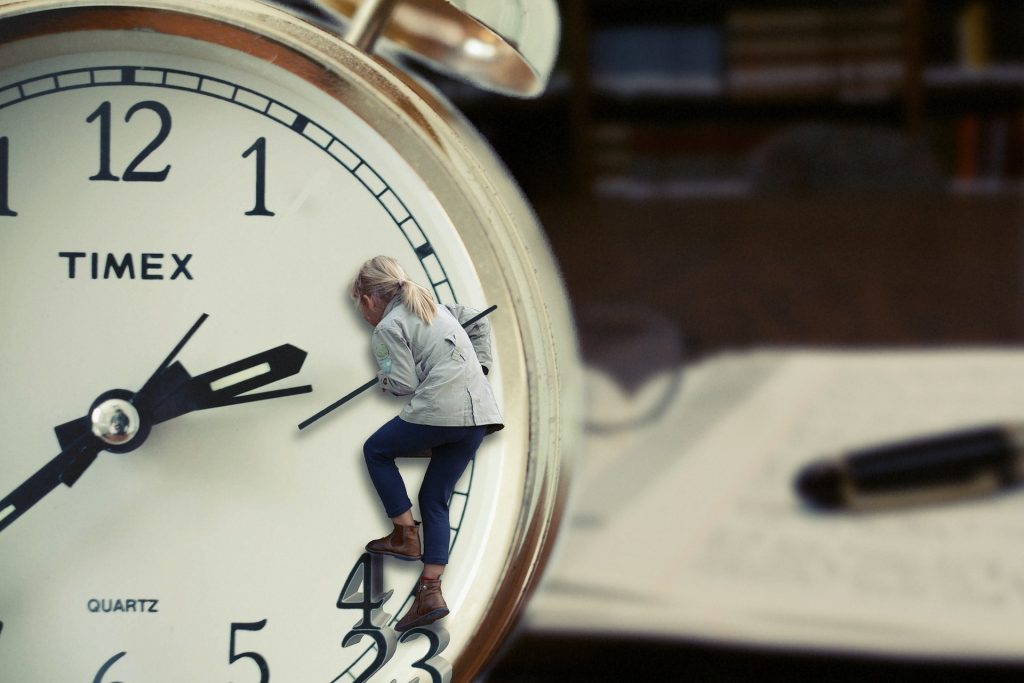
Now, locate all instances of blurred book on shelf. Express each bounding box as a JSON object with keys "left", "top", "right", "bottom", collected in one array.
[
  {"left": 942, "top": 111, "right": 1024, "bottom": 194},
  {"left": 589, "top": 24, "right": 724, "bottom": 99},
  {"left": 589, "top": 120, "right": 952, "bottom": 200},
  {"left": 926, "top": 0, "right": 1024, "bottom": 88},
  {"left": 591, "top": 123, "right": 758, "bottom": 199},
  {"left": 726, "top": 3, "right": 905, "bottom": 101},
  {"left": 957, "top": 0, "right": 991, "bottom": 69}
]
